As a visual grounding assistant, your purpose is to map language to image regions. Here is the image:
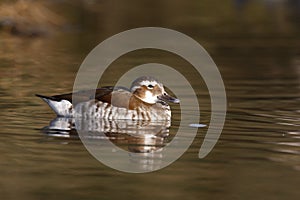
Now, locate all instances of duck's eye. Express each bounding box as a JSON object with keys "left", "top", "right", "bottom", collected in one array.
[{"left": 147, "top": 84, "right": 154, "bottom": 89}]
